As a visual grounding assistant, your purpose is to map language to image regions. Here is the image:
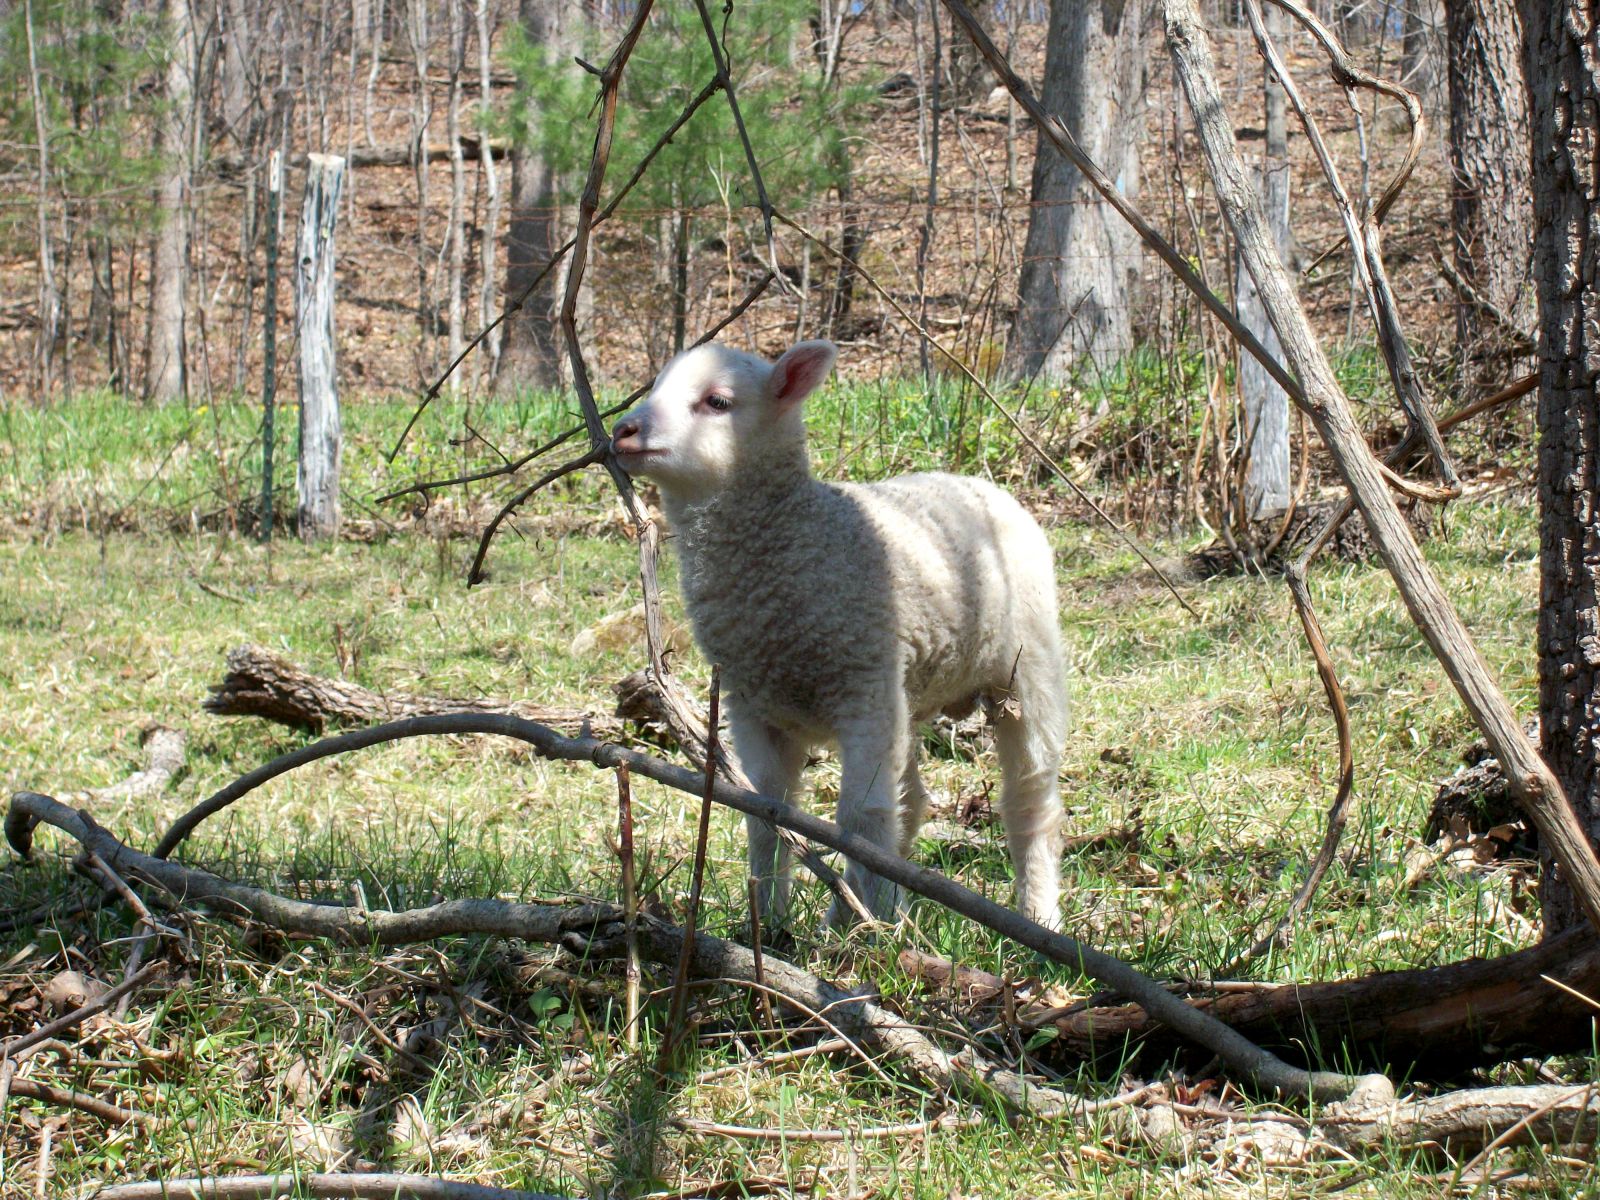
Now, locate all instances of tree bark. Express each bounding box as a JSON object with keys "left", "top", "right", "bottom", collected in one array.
[
  {"left": 903, "top": 929, "right": 1600, "bottom": 1076},
  {"left": 203, "top": 643, "right": 620, "bottom": 737},
  {"left": 295, "top": 154, "right": 347, "bottom": 541},
  {"left": 1007, "top": 0, "right": 1148, "bottom": 382},
  {"left": 146, "top": 0, "right": 195, "bottom": 403},
  {"left": 1448, "top": 0, "right": 1533, "bottom": 359},
  {"left": 1237, "top": 0, "right": 1291, "bottom": 521},
  {"left": 1526, "top": 0, "right": 1600, "bottom": 937},
  {"left": 499, "top": 0, "right": 568, "bottom": 392}
]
